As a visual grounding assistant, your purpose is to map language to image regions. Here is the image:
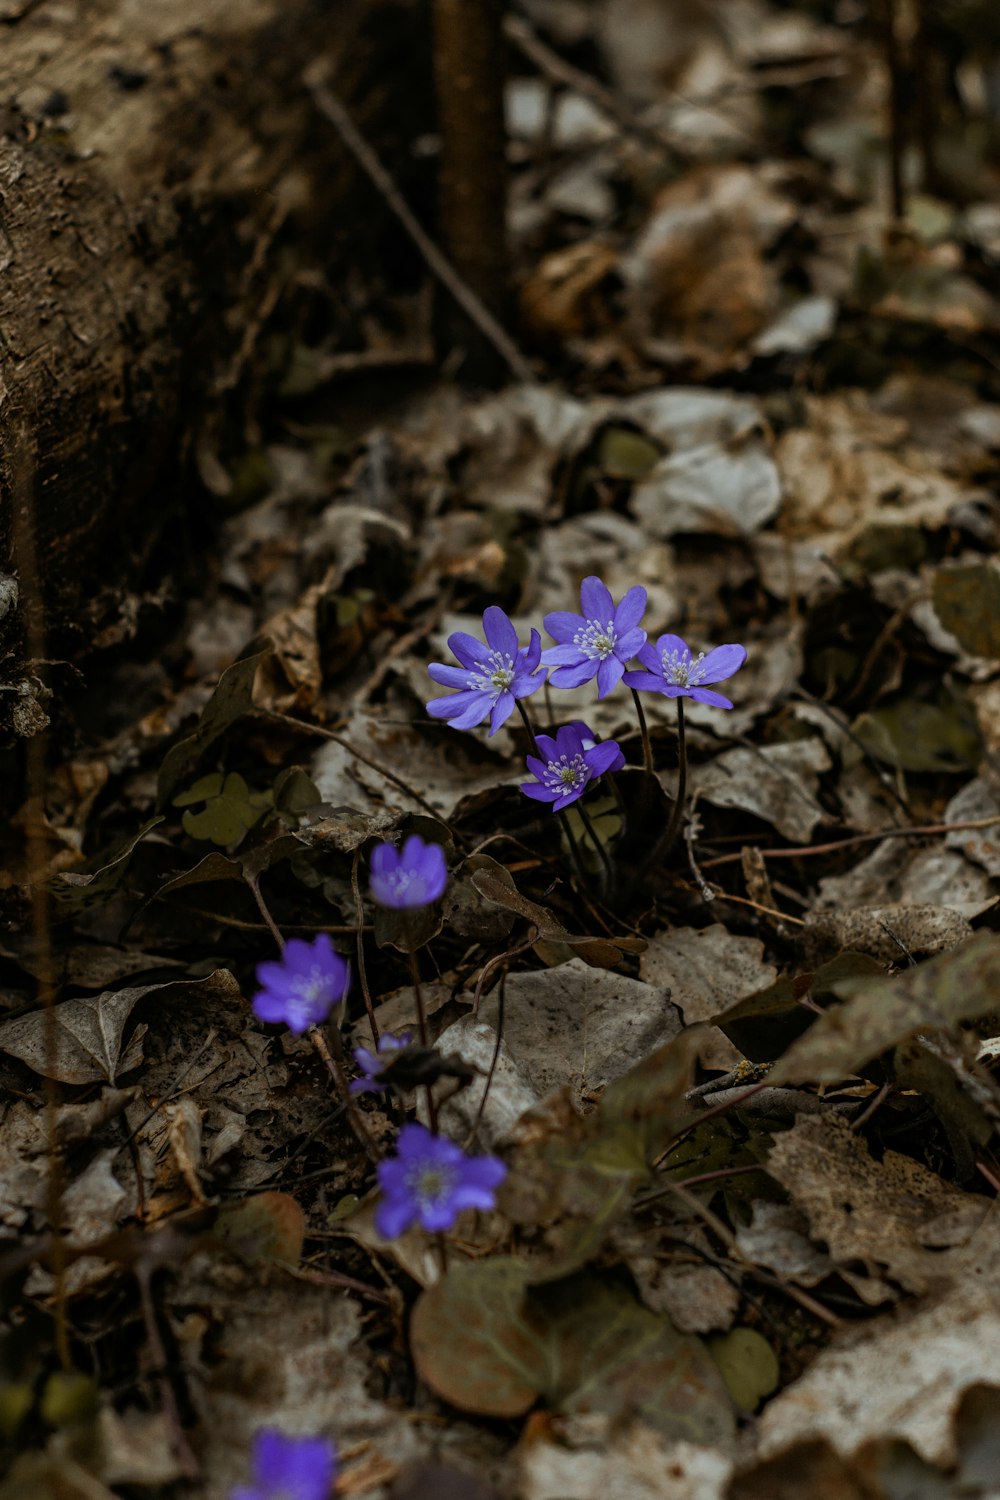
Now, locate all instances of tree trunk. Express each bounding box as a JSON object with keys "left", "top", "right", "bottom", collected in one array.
[{"left": 0, "top": 0, "right": 430, "bottom": 731}]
